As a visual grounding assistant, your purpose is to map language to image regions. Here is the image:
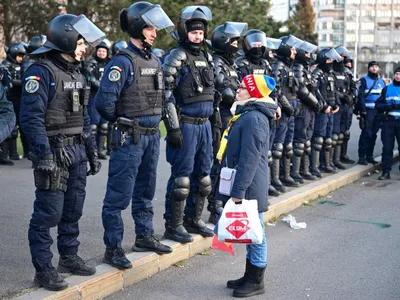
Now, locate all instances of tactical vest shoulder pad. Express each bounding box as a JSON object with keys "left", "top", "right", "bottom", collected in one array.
[
  {"left": 292, "top": 63, "right": 305, "bottom": 81},
  {"left": 234, "top": 57, "right": 249, "bottom": 68},
  {"left": 312, "top": 67, "right": 323, "bottom": 77},
  {"left": 271, "top": 60, "right": 286, "bottom": 77},
  {"left": 34, "top": 59, "right": 56, "bottom": 81}
]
